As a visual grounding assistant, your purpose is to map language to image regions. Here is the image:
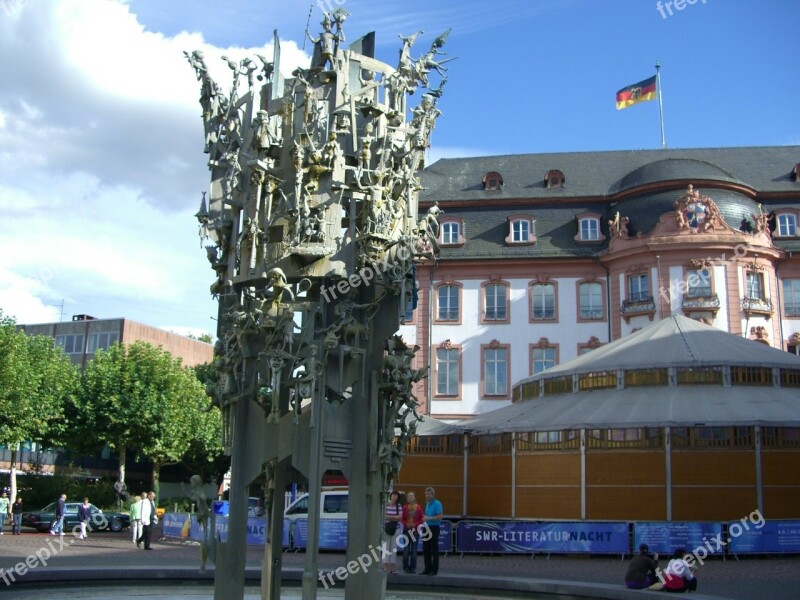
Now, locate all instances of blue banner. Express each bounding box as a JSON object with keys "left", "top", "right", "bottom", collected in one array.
[
  {"left": 285, "top": 519, "right": 453, "bottom": 552},
  {"left": 162, "top": 512, "right": 191, "bottom": 538},
  {"left": 728, "top": 520, "right": 800, "bottom": 554},
  {"left": 290, "top": 518, "right": 349, "bottom": 550},
  {"left": 634, "top": 522, "right": 723, "bottom": 555},
  {"left": 411, "top": 521, "right": 452, "bottom": 553},
  {"left": 163, "top": 513, "right": 269, "bottom": 546},
  {"left": 456, "top": 521, "right": 629, "bottom": 554}
]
